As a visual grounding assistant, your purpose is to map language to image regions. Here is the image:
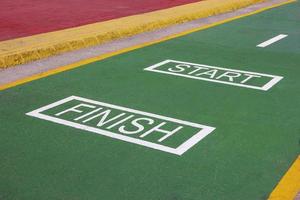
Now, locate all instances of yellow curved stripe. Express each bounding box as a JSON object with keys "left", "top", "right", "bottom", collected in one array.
[
  {"left": 268, "top": 156, "right": 300, "bottom": 200},
  {"left": 0, "top": 0, "right": 265, "bottom": 68}
]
